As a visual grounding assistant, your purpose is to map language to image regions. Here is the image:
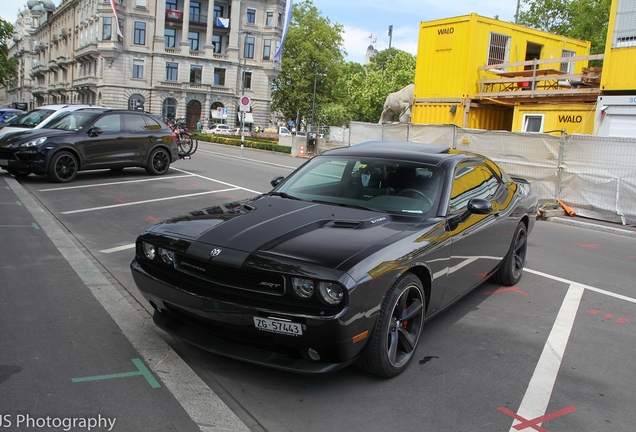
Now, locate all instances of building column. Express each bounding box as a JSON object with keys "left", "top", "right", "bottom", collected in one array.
[
  {"left": 204, "top": 0, "right": 215, "bottom": 55},
  {"left": 154, "top": 0, "right": 167, "bottom": 52},
  {"left": 227, "top": 0, "right": 240, "bottom": 52},
  {"left": 180, "top": 0, "right": 191, "bottom": 51}
]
